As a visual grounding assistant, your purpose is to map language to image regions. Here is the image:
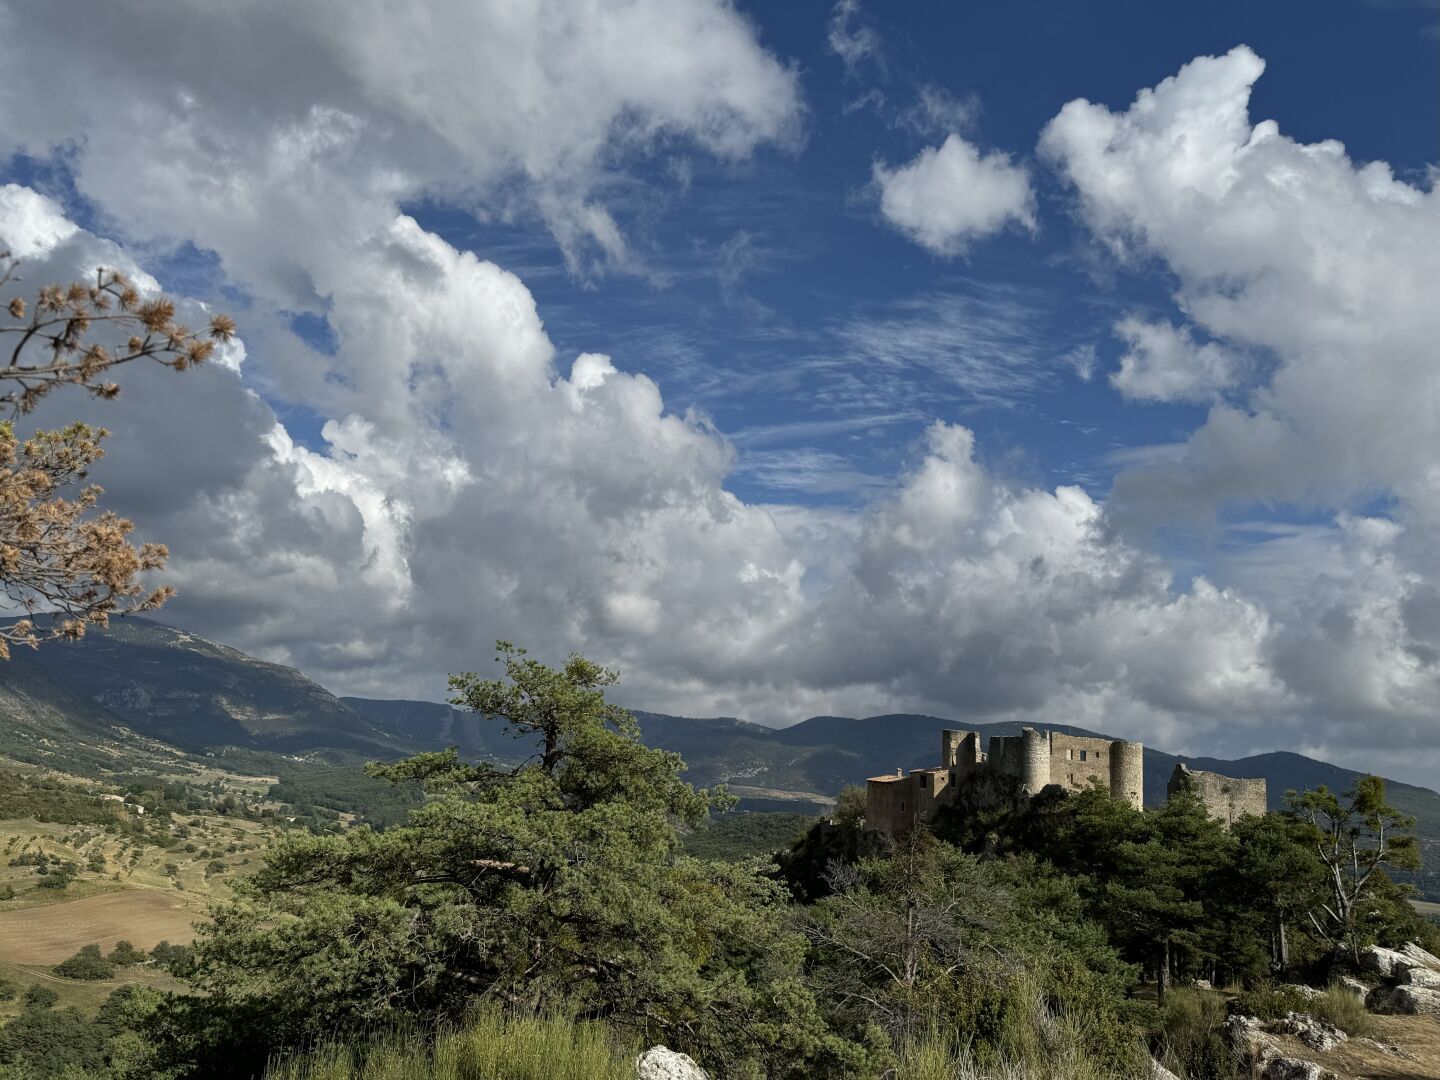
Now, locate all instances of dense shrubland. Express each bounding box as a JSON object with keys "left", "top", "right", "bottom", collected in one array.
[{"left": 0, "top": 644, "right": 1432, "bottom": 1079}]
